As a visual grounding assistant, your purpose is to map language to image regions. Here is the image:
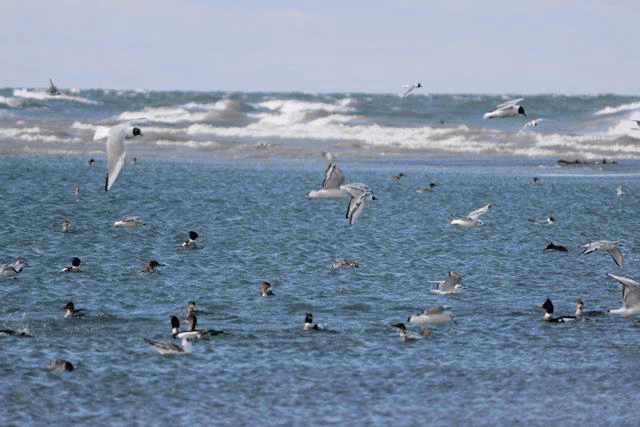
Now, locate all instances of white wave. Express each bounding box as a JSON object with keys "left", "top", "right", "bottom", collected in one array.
[
  {"left": 594, "top": 101, "right": 640, "bottom": 116},
  {"left": 0, "top": 126, "right": 83, "bottom": 144},
  {"left": 13, "top": 89, "right": 101, "bottom": 105},
  {"left": 0, "top": 96, "right": 29, "bottom": 108}
]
